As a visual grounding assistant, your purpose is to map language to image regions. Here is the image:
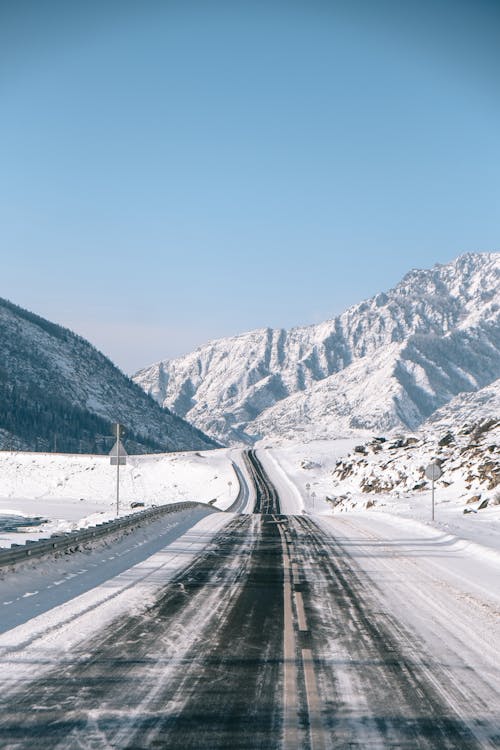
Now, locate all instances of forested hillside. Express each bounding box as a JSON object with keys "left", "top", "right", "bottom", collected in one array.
[{"left": 0, "top": 298, "right": 217, "bottom": 453}]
